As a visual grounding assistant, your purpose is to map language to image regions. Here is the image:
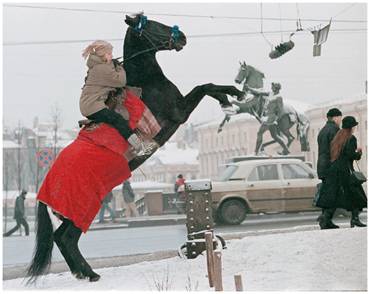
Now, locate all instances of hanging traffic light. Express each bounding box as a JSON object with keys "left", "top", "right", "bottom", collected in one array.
[{"left": 269, "top": 40, "right": 295, "bottom": 59}]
